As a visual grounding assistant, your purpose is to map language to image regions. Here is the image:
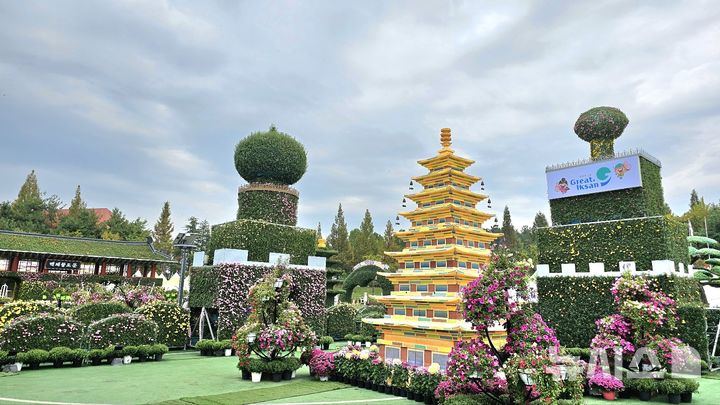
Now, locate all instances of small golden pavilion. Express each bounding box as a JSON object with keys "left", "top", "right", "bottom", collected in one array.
[{"left": 364, "top": 128, "right": 504, "bottom": 369}]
